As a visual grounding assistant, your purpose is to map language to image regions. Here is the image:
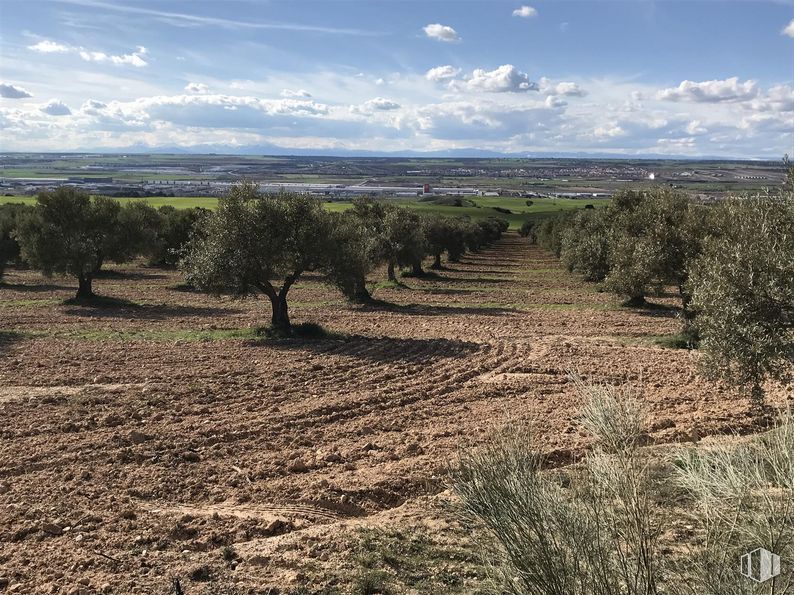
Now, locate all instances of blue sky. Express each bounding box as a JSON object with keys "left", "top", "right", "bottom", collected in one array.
[{"left": 1, "top": 0, "right": 793, "bottom": 157}]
